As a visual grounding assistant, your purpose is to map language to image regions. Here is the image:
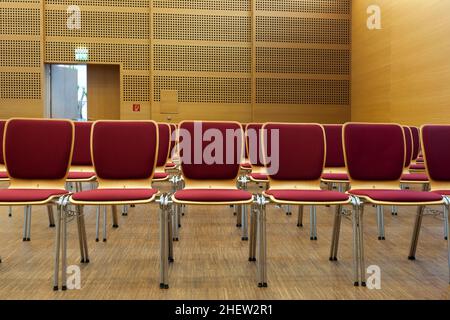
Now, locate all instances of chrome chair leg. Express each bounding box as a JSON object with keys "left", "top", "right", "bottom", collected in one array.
[
  {"left": 241, "top": 204, "right": 248, "bottom": 240},
  {"left": 391, "top": 205, "right": 398, "bottom": 216},
  {"left": 8, "top": 206, "right": 12, "bottom": 217},
  {"left": 76, "top": 209, "right": 85, "bottom": 263},
  {"left": 95, "top": 206, "right": 100, "bottom": 242},
  {"left": 310, "top": 206, "right": 317, "bottom": 240},
  {"left": 249, "top": 203, "right": 257, "bottom": 261},
  {"left": 27, "top": 205, "right": 32, "bottom": 241},
  {"left": 376, "top": 205, "right": 385, "bottom": 240},
  {"left": 351, "top": 197, "right": 361, "bottom": 286},
  {"left": 443, "top": 198, "right": 450, "bottom": 283},
  {"left": 286, "top": 204, "right": 292, "bottom": 216},
  {"left": 358, "top": 205, "right": 366, "bottom": 286},
  {"left": 257, "top": 196, "right": 268, "bottom": 287},
  {"left": 329, "top": 205, "right": 342, "bottom": 261},
  {"left": 408, "top": 206, "right": 425, "bottom": 260},
  {"left": 102, "top": 205, "right": 107, "bottom": 242},
  {"left": 297, "top": 205, "right": 303, "bottom": 227},
  {"left": 23, "top": 206, "right": 28, "bottom": 241},
  {"left": 61, "top": 203, "right": 68, "bottom": 291},
  {"left": 122, "top": 205, "right": 128, "bottom": 216},
  {"left": 159, "top": 195, "right": 169, "bottom": 289},
  {"left": 236, "top": 204, "right": 242, "bottom": 227},
  {"left": 79, "top": 205, "right": 89, "bottom": 263},
  {"left": 47, "top": 205, "right": 55, "bottom": 227},
  {"left": 173, "top": 204, "right": 179, "bottom": 241},
  {"left": 168, "top": 205, "right": 174, "bottom": 263},
  {"left": 111, "top": 205, "right": 119, "bottom": 228},
  {"left": 53, "top": 203, "right": 62, "bottom": 290}
]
